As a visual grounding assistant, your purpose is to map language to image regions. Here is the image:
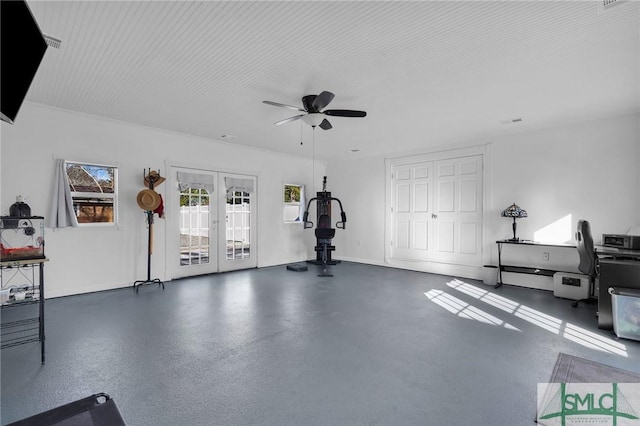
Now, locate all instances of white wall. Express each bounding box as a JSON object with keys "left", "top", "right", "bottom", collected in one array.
[
  {"left": 487, "top": 113, "right": 639, "bottom": 256},
  {"left": 322, "top": 155, "right": 387, "bottom": 264},
  {"left": 1, "top": 103, "right": 325, "bottom": 297},
  {"left": 327, "top": 113, "right": 640, "bottom": 280},
  {"left": 2, "top": 105, "right": 637, "bottom": 296},
  {"left": 638, "top": 116, "right": 640, "bottom": 225}
]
